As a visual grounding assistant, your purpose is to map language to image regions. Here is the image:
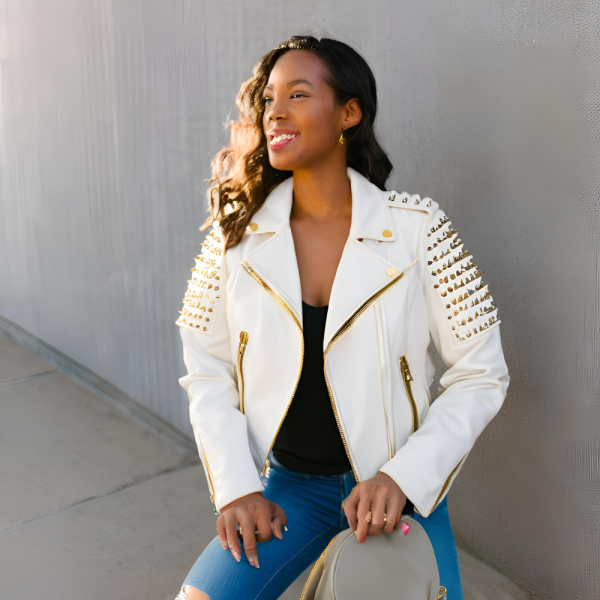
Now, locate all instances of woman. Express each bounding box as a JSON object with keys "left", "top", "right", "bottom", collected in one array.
[{"left": 174, "top": 35, "right": 509, "bottom": 600}]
